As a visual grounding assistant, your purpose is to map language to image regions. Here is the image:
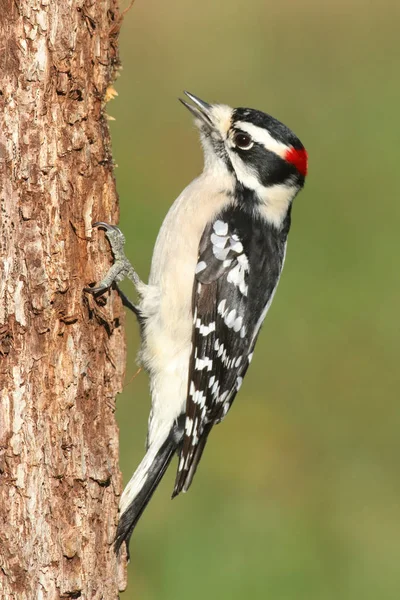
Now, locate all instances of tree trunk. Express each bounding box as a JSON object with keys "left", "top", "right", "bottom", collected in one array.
[{"left": 0, "top": 1, "right": 127, "bottom": 597}]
